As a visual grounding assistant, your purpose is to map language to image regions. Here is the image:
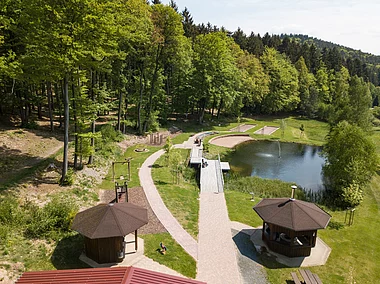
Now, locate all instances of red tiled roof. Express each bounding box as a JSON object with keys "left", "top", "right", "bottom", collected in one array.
[{"left": 16, "top": 266, "right": 206, "bottom": 284}]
